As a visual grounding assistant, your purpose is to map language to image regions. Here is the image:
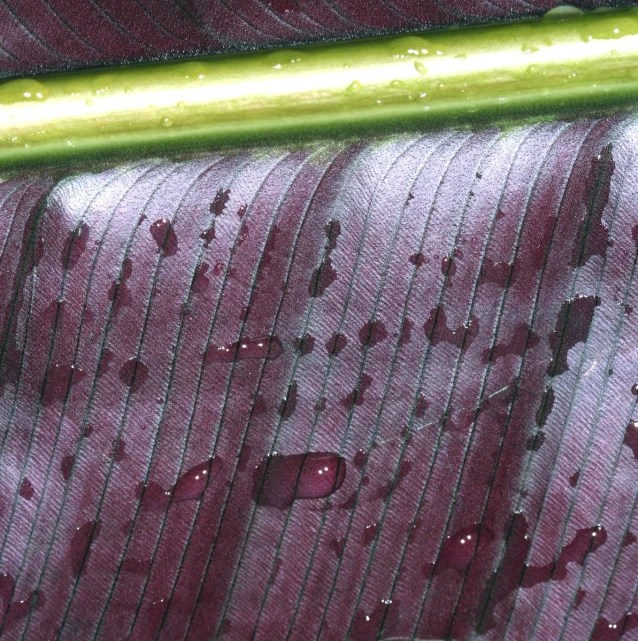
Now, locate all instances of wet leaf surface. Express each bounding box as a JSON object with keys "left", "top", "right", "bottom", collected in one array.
[{"left": 0, "top": 117, "right": 637, "bottom": 640}]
